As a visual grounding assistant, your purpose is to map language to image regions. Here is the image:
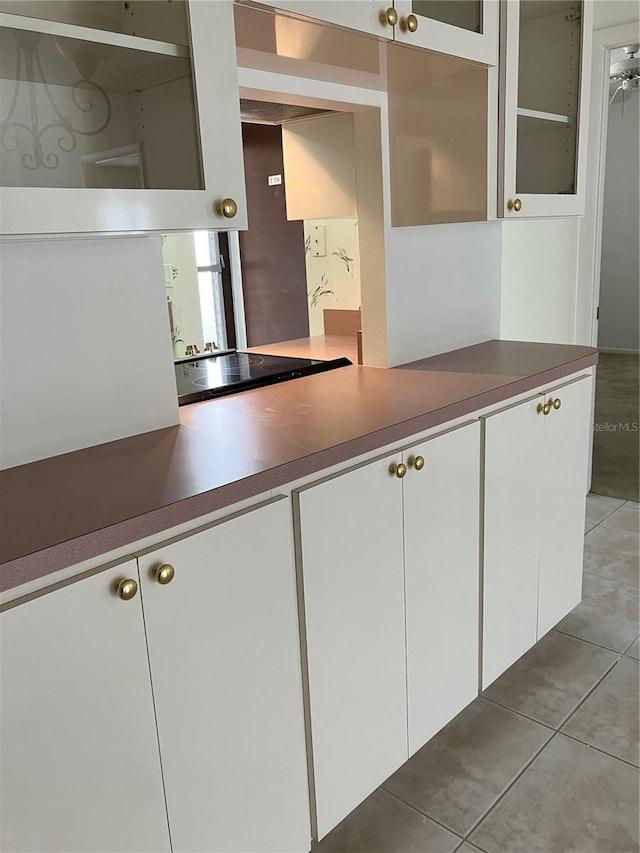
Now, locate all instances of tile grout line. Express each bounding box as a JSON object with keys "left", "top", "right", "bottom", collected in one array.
[
  {"left": 461, "top": 729, "right": 557, "bottom": 842},
  {"left": 552, "top": 626, "right": 637, "bottom": 655},
  {"left": 380, "top": 786, "right": 465, "bottom": 843},
  {"left": 582, "top": 568, "right": 640, "bottom": 590},
  {"left": 558, "top": 729, "right": 640, "bottom": 770},
  {"left": 479, "top": 694, "right": 556, "bottom": 732}
]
